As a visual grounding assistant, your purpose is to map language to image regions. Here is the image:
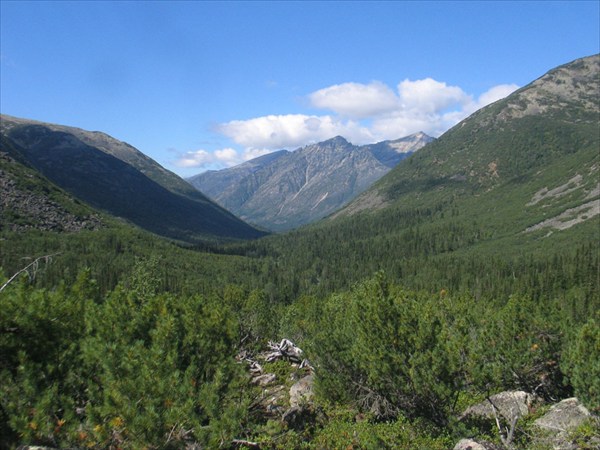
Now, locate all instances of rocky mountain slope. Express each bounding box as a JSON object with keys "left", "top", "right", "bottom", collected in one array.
[
  {"left": 0, "top": 115, "right": 266, "bottom": 242},
  {"left": 1, "top": 137, "right": 103, "bottom": 233},
  {"left": 188, "top": 132, "right": 433, "bottom": 231}
]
